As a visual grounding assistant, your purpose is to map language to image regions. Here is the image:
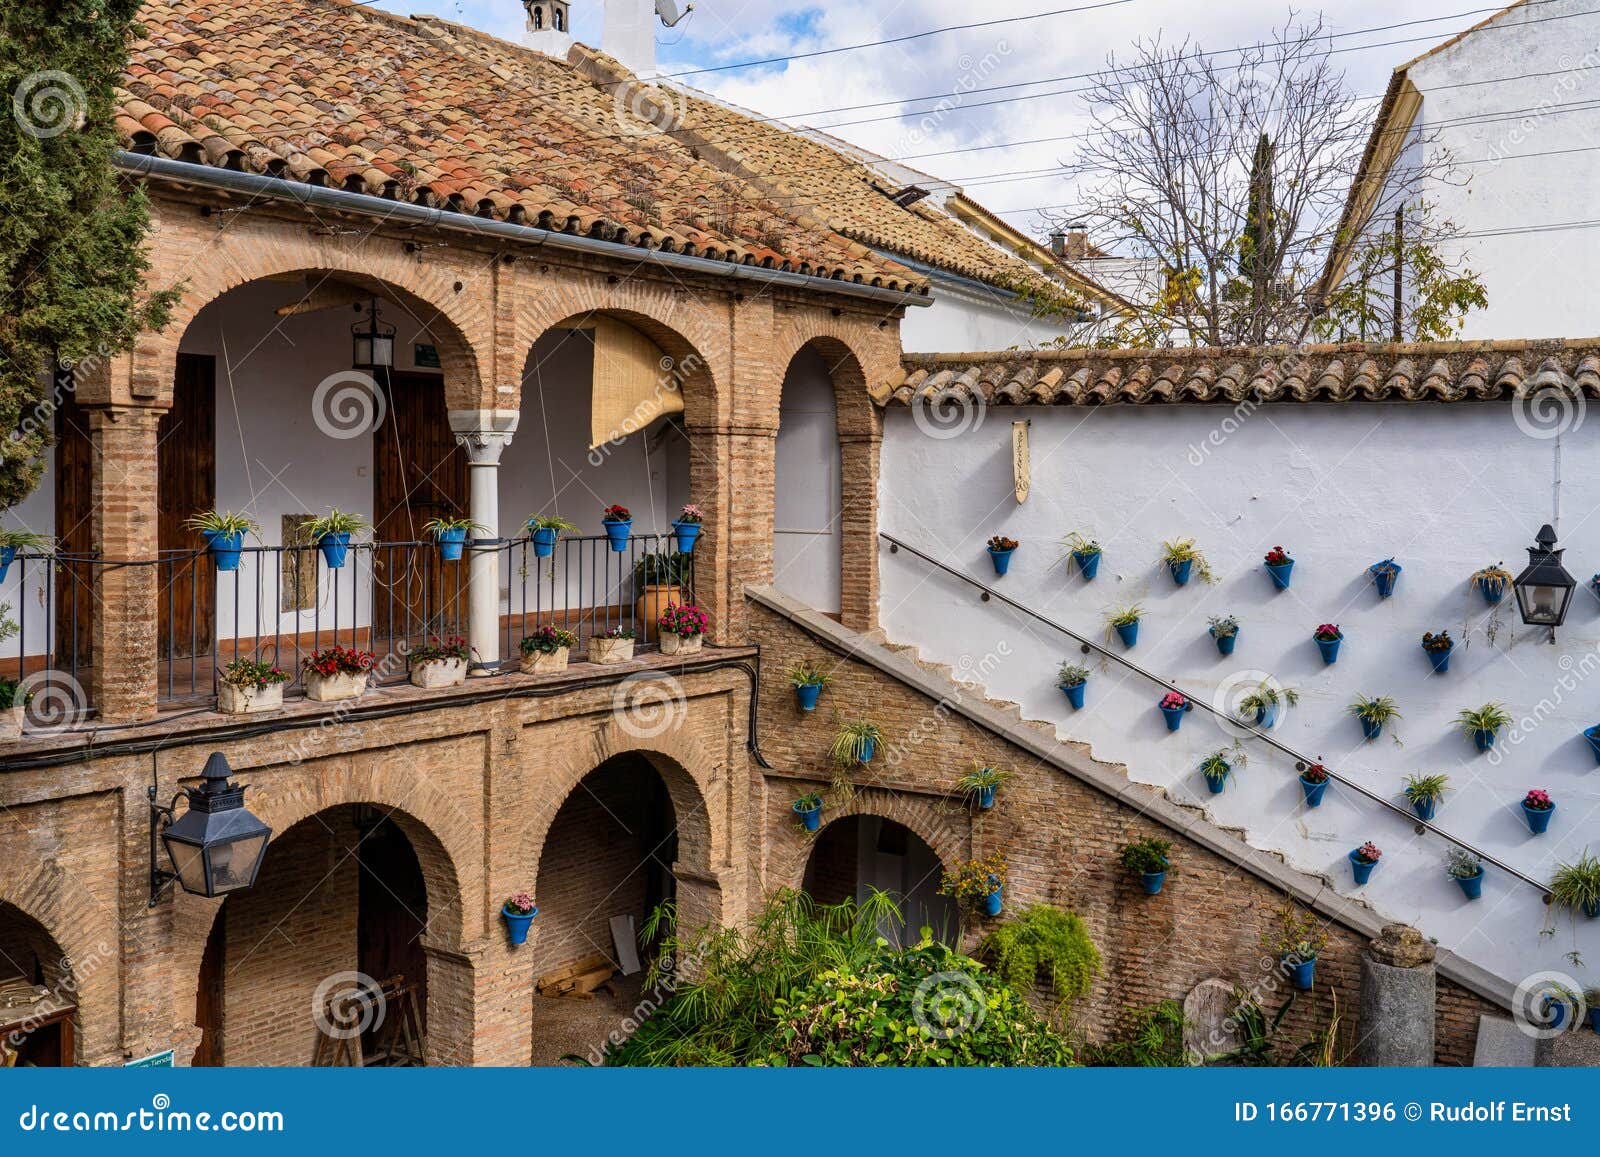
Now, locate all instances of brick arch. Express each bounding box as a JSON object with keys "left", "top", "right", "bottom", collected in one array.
[
  {"left": 0, "top": 859, "right": 121, "bottom": 1065},
  {"left": 770, "top": 786, "right": 970, "bottom": 896},
  {"left": 769, "top": 312, "right": 902, "bottom": 433}
]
